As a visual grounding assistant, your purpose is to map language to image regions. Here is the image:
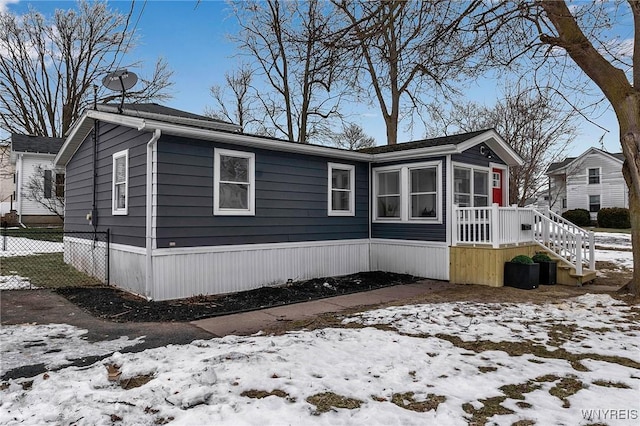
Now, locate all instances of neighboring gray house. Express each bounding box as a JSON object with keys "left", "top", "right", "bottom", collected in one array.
[
  {"left": 10, "top": 134, "right": 65, "bottom": 225},
  {"left": 55, "top": 104, "right": 527, "bottom": 300},
  {"left": 547, "top": 148, "right": 627, "bottom": 220}
]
